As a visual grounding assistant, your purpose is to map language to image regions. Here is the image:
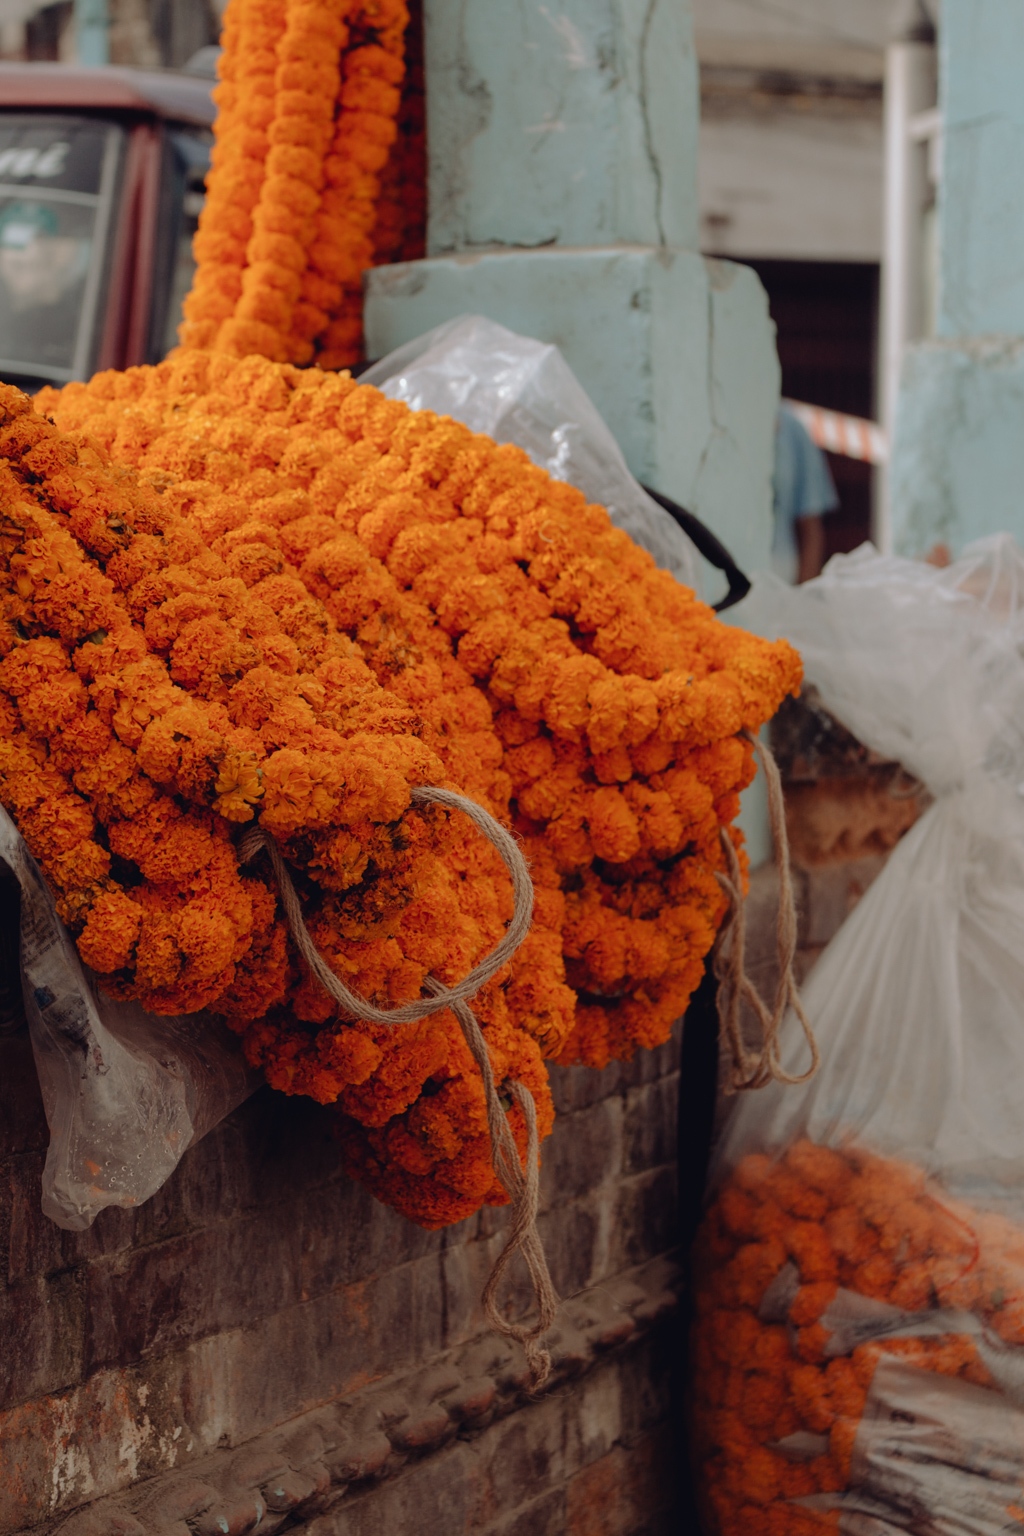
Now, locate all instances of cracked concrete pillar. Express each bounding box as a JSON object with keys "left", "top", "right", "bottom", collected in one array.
[
  {"left": 364, "top": 0, "right": 778, "bottom": 587},
  {"left": 890, "top": 0, "right": 1024, "bottom": 555},
  {"left": 424, "top": 0, "right": 698, "bottom": 253}
]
